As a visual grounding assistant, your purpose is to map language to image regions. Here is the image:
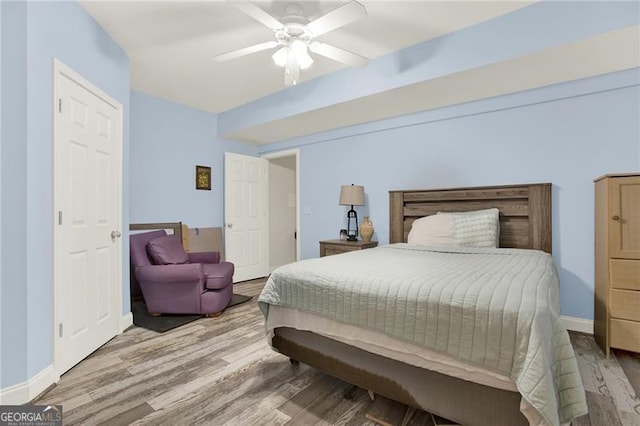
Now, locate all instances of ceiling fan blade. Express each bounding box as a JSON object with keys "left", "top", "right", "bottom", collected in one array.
[
  {"left": 229, "top": 1, "right": 283, "bottom": 30},
  {"left": 214, "top": 41, "right": 279, "bottom": 62},
  {"left": 309, "top": 42, "right": 369, "bottom": 68},
  {"left": 284, "top": 55, "right": 301, "bottom": 86},
  {"left": 307, "top": 1, "right": 367, "bottom": 36}
]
